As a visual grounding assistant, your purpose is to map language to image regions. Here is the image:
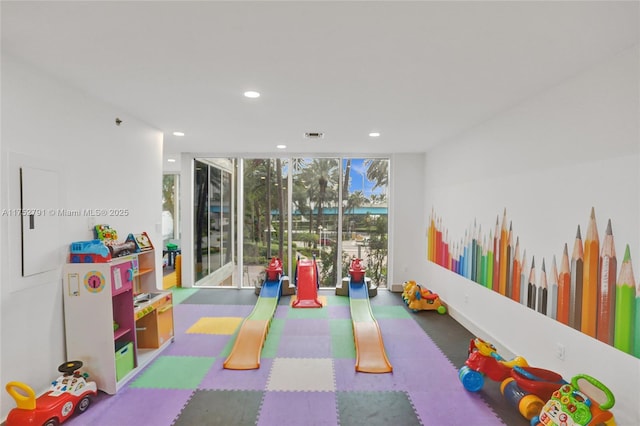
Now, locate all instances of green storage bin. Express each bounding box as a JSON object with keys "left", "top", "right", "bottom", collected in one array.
[{"left": 115, "top": 341, "right": 134, "bottom": 381}]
